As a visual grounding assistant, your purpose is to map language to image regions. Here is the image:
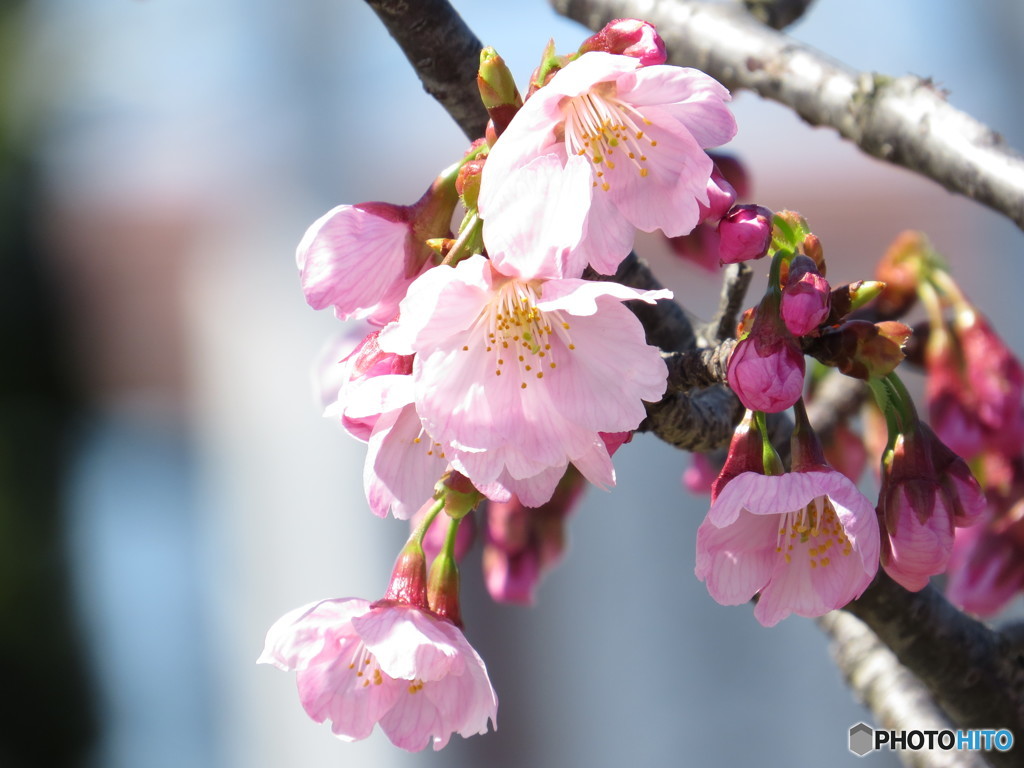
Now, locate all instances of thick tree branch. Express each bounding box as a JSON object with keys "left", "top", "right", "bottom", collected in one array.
[
  {"left": 741, "top": 0, "right": 816, "bottom": 30},
  {"left": 363, "top": 1, "right": 1024, "bottom": 759},
  {"left": 818, "top": 610, "right": 989, "bottom": 768},
  {"left": 845, "top": 575, "right": 1024, "bottom": 765},
  {"left": 551, "top": 0, "right": 1024, "bottom": 232},
  {"left": 363, "top": 0, "right": 489, "bottom": 140}
]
